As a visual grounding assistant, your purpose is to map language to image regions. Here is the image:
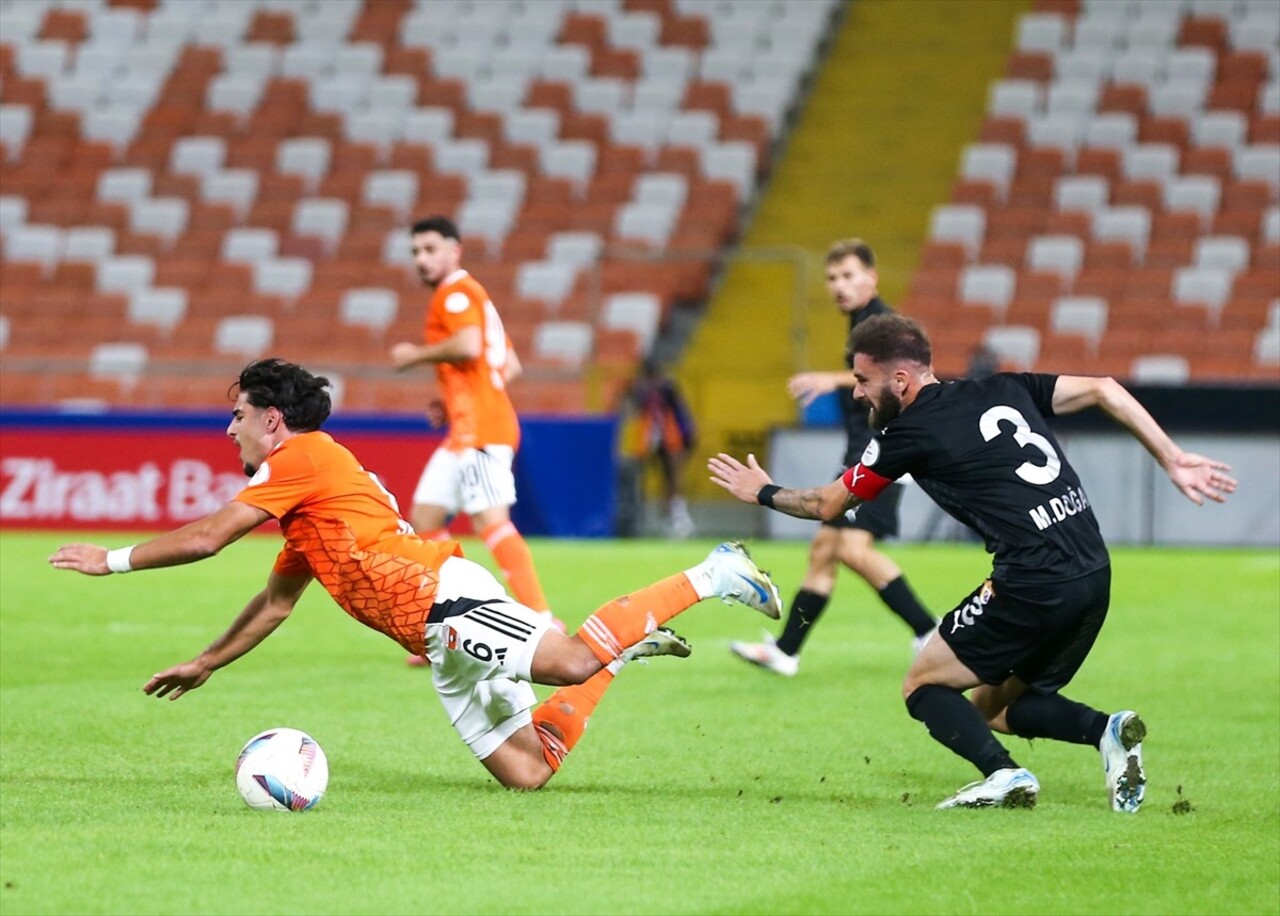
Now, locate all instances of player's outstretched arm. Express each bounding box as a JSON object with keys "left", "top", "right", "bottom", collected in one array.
[
  {"left": 390, "top": 325, "right": 483, "bottom": 371},
  {"left": 48, "top": 502, "right": 271, "bottom": 576},
  {"left": 143, "top": 571, "right": 310, "bottom": 701},
  {"left": 786, "top": 370, "right": 863, "bottom": 407},
  {"left": 1051, "top": 375, "right": 1237, "bottom": 505},
  {"left": 708, "top": 452, "right": 857, "bottom": 521}
]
